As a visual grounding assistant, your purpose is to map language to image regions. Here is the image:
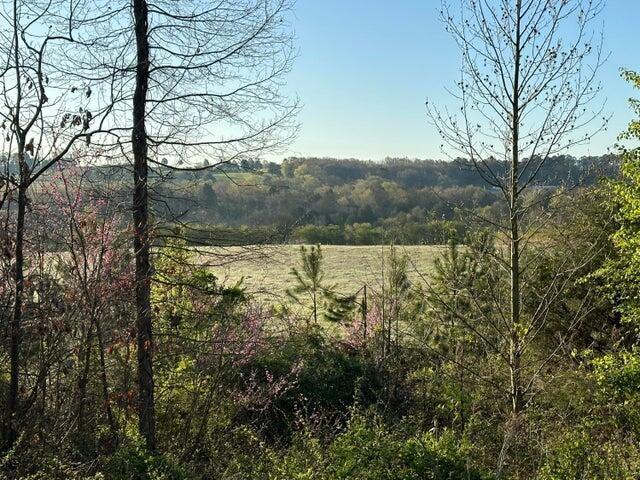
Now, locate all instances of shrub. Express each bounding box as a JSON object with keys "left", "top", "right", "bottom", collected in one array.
[
  {"left": 537, "top": 431, "right": 640, "bottom": 480},
  {"left": 101, "top": 442, "right": 189, "bottom": 480},
  {"left": 261, "top": 412, "right": 490, "bottom": 480},
  {"left": 238, "top": 329, "right": 382, "bottom": 438},
  {"left": 325, "top": 414, "right": 488, "bottom": 480}
]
